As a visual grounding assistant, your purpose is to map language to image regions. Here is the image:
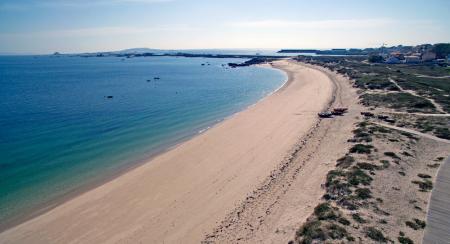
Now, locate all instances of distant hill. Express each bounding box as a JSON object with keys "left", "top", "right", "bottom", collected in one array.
[{"left": 113, "top": 48, "right": 172, "bottom": 54}]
